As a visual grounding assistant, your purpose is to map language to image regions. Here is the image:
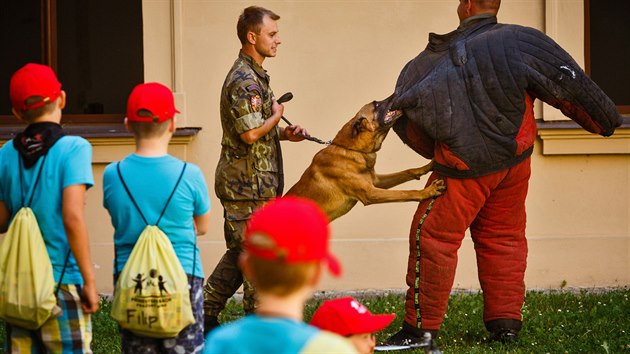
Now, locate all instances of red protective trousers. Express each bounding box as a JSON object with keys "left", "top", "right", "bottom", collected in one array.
[{"left": 404, "top": 158, "right": 531, "bottom": 330}]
